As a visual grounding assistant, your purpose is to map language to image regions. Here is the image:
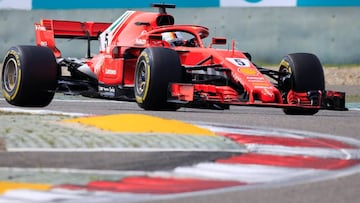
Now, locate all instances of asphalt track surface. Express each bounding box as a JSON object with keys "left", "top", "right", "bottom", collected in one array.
[{"left": 1, "top": 89, "right": 360, "bottom": 203}]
